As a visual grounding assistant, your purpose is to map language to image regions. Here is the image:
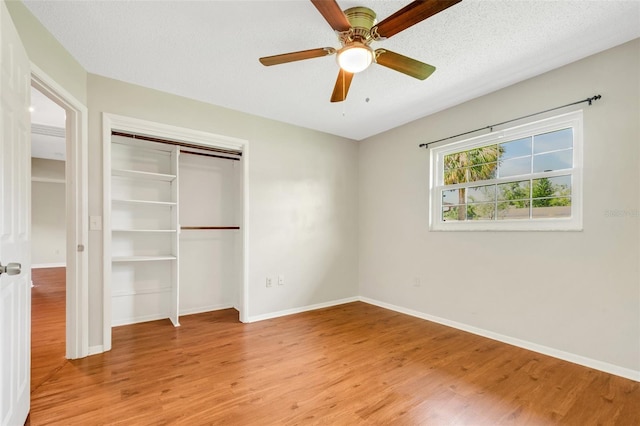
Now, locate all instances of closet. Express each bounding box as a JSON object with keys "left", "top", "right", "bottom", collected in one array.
[{"left": 108, "top": 133, "right": 241, "bottom": 327}]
